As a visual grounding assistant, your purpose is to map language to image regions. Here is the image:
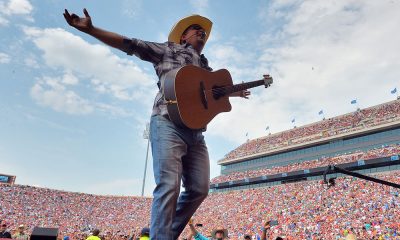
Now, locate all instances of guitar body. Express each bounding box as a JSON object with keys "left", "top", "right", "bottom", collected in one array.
[{"left": 164, "top": 65, "right": 233, "bottom": 130}]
